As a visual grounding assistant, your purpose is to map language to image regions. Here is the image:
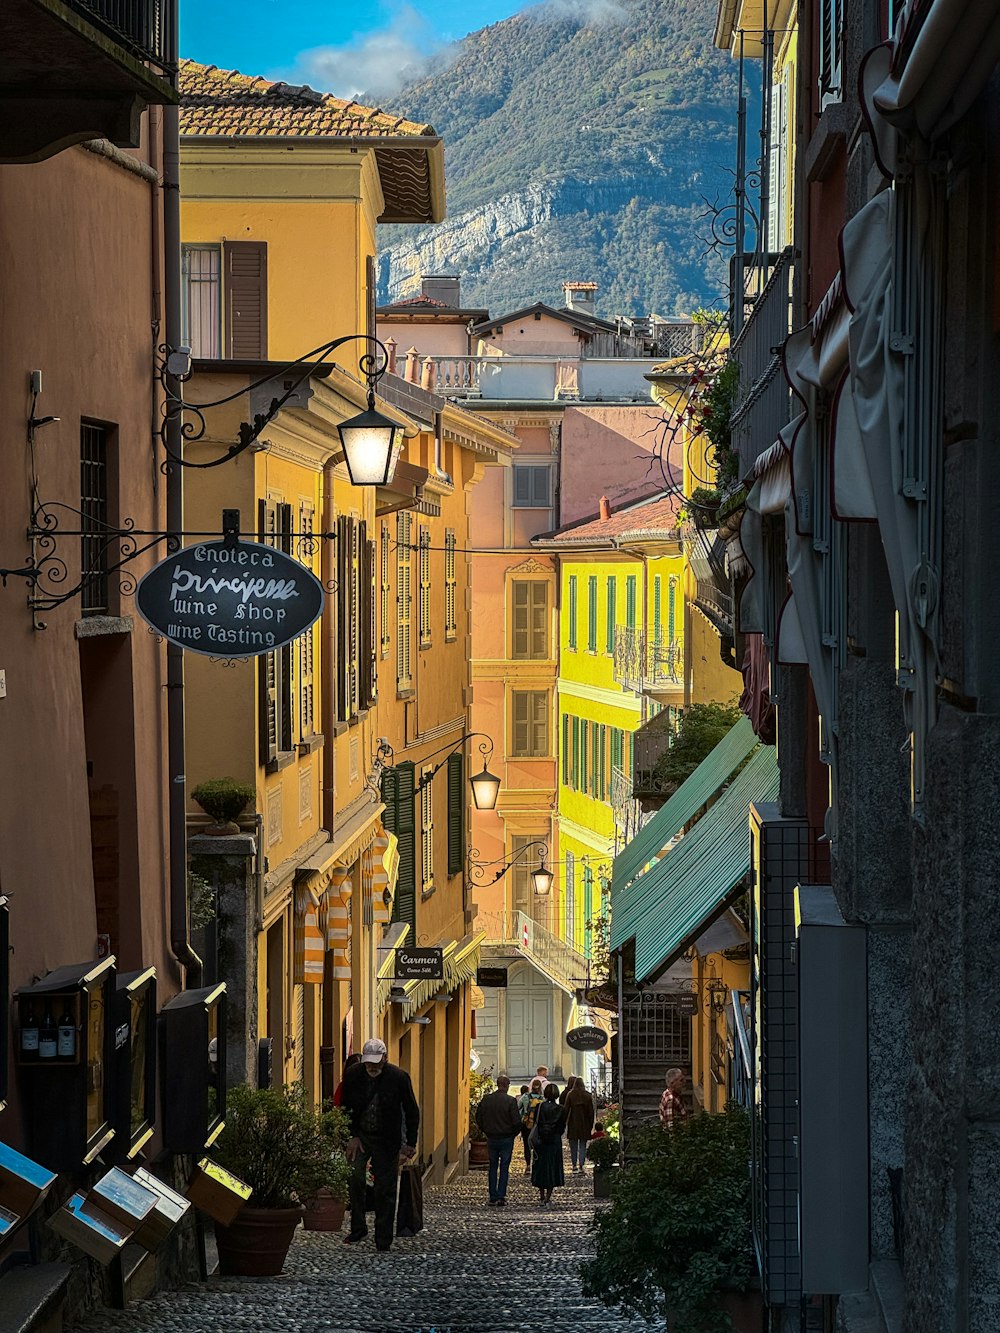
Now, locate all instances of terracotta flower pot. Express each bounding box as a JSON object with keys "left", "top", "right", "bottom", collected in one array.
[
  {"left": 302, "top": 1189, "right": 347, "bottom": 1233},
  {"left": 469, "top": 1137, "right": 489, "bottom": 1167},
  {"left": 215, "top": 1204, "right": 303, "bottom": 1276}
]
